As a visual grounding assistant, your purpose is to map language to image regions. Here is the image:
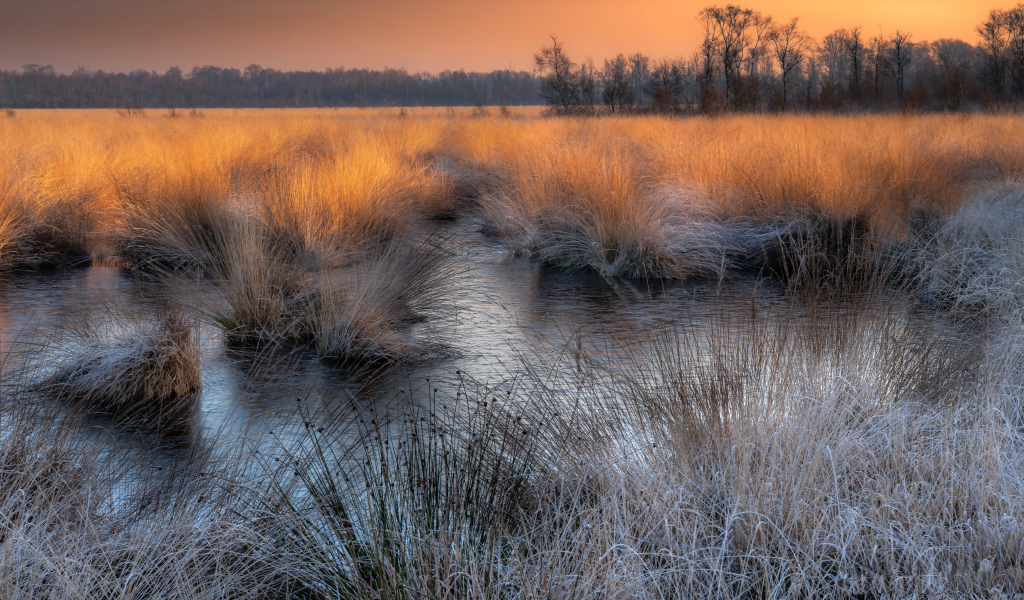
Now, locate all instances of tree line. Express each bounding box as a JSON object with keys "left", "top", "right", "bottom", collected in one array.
[
  {"left": 0, "top": 64, "right": 538, "bottom": 109},
  {"left": 535, "top": 4, "right": 1024, "bottom": 114},
  {"left": 2, "top": 4, "right": 1022, "bottom": 112}
]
